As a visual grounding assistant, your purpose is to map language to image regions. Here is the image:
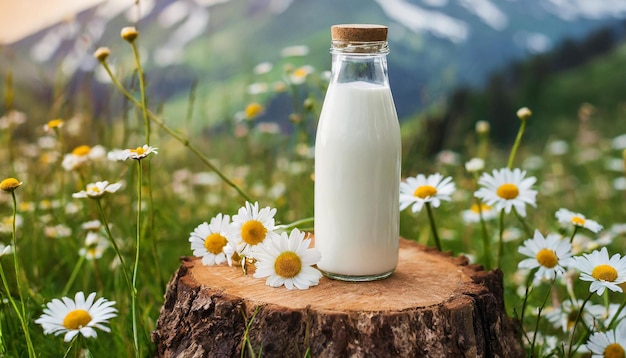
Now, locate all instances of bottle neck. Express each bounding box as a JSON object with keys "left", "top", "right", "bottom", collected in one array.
[{"left": 329, "top": 41, "right": 389, "bottom": 86}]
